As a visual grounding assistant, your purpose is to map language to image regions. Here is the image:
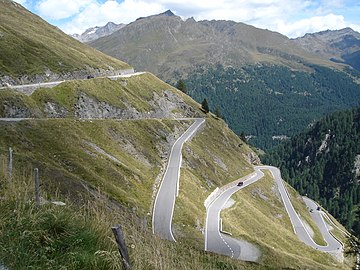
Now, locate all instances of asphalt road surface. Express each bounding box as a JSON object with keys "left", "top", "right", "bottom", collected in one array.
[
  {"left": 152, "top": 118, "right": 205, "bottom": 241},
  {"left": 205, "top": 169, "right": 264, "bottom": 262},
  {"left": 257, "top": 166, "right": 342, "bottom": 252},
  {"left": 303, "top": 196, "right": 343, "bottom": 251}
]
